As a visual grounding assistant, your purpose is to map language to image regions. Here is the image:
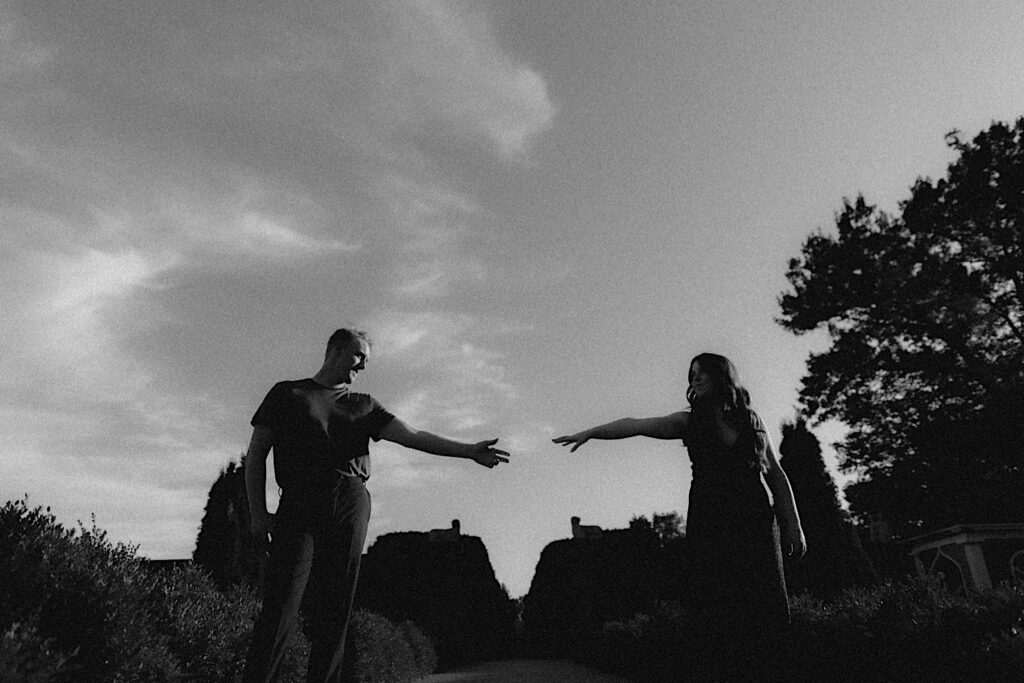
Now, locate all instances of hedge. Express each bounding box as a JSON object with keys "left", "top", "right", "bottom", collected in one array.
[
  {"left": 588, "top": 578, "right": 1024, "bottom": 682},
  {"left": 0, "top": 498, "right": 435, "bottom": 682}
]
